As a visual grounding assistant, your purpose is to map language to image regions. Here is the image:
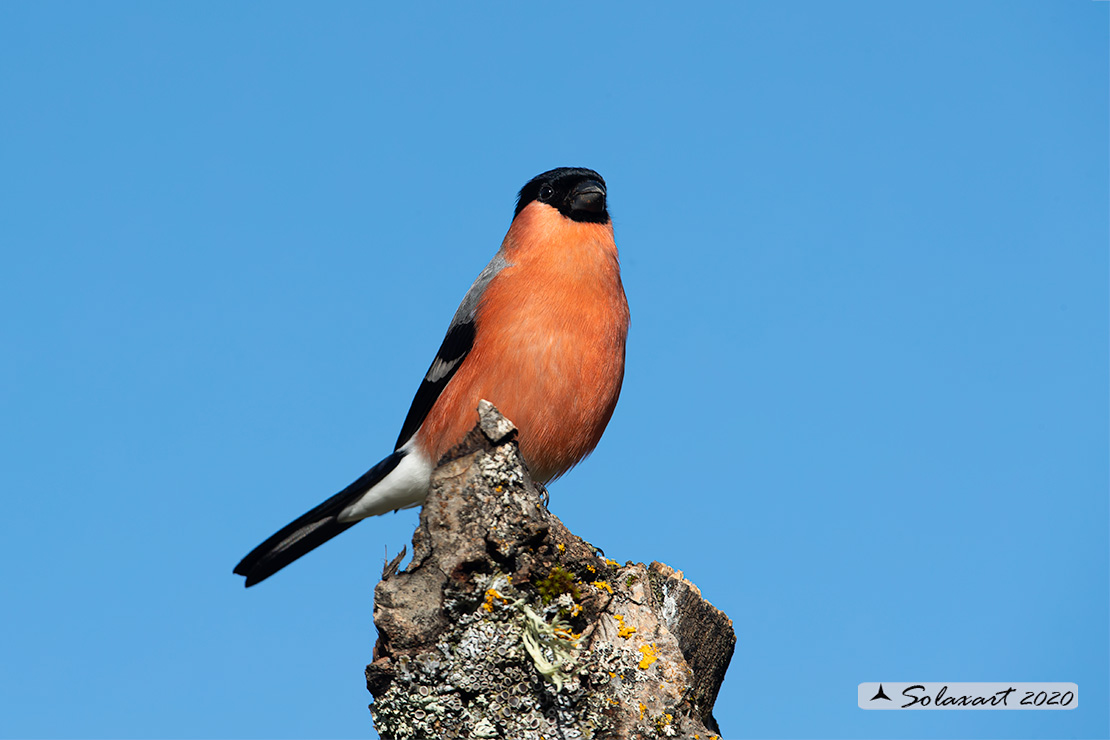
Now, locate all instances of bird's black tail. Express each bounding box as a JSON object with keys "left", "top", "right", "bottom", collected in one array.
[{"left": 233, "top": 452, "right": 403, "bottom": 587}]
